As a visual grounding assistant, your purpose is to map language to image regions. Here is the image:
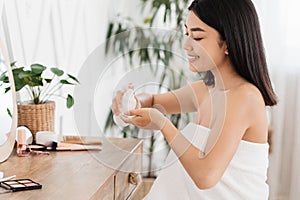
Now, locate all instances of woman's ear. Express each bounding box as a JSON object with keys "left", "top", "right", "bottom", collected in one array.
[
  {"left": 224, "top": 42, "right": 229, "bottom": 55},
  {"left": 225, "top": 49, "right": 229, "bottom": 55}
]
